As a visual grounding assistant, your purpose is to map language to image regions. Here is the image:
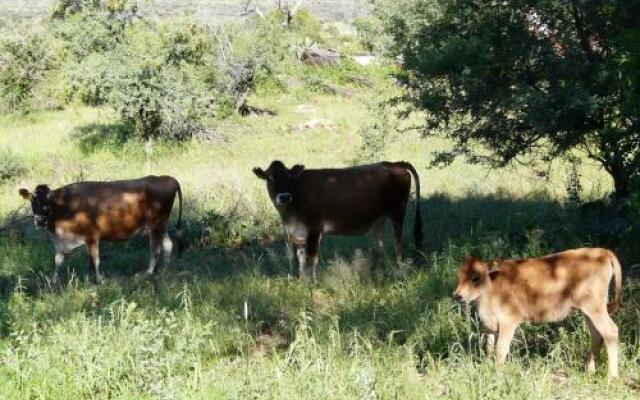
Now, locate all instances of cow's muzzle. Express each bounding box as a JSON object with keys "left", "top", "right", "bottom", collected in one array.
[
  {"left": 33, "top": 215, "right": 47, "bottom": 228},
  {"left": 275, "top": 193, "right": 293, "bottom": 205}
]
